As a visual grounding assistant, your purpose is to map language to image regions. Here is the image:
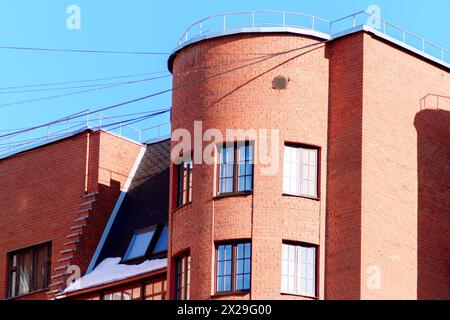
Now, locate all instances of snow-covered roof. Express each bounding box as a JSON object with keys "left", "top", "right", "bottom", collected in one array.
[{"left": 64, "top": 257, "right": 167, "bottom": 294}]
